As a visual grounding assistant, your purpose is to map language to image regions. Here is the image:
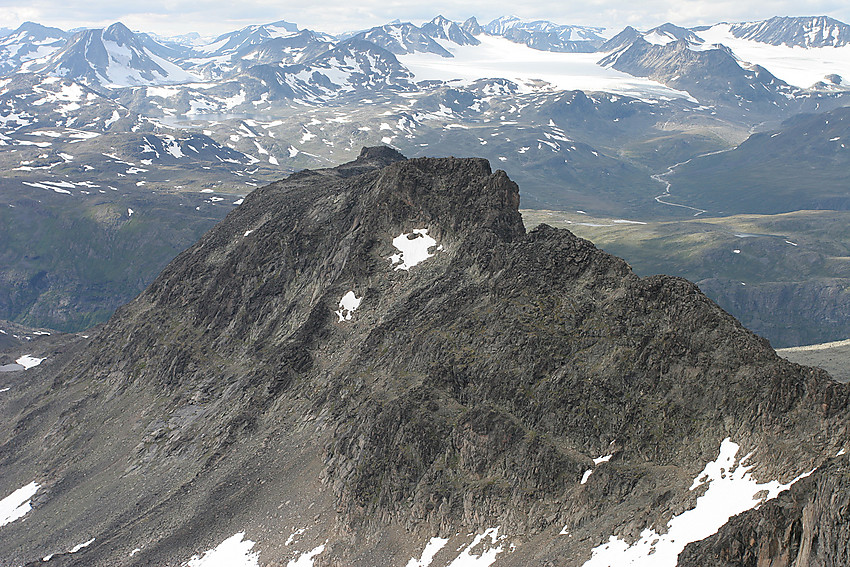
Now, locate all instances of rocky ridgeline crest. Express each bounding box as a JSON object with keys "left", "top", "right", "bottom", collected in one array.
[{"left": 0, "top": 148, "right": 847, "bottom": 566}]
